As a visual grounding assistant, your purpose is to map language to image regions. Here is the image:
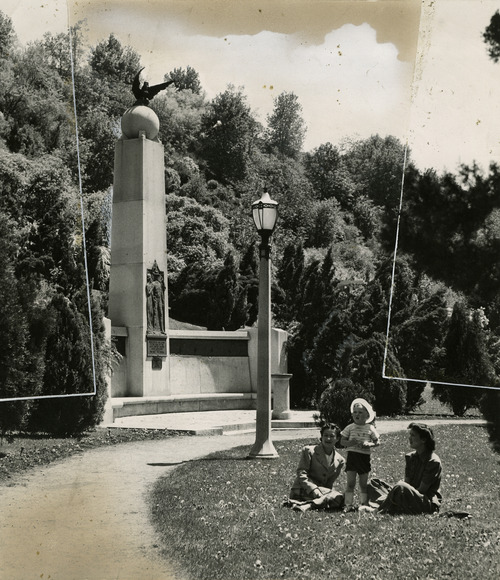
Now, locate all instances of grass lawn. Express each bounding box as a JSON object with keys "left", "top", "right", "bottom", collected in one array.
[{"left": 149, "top": 424, "right": 500, "bottom": 580}]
